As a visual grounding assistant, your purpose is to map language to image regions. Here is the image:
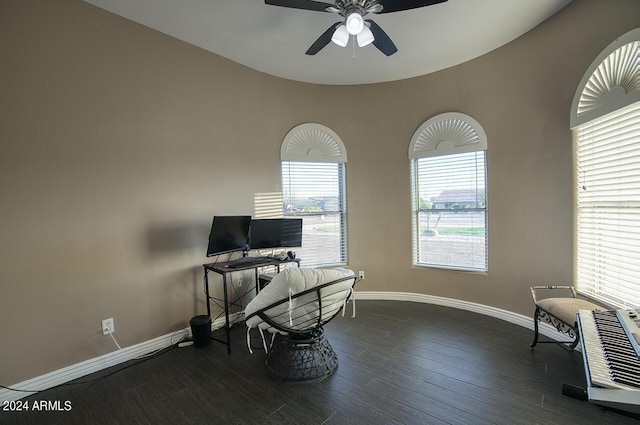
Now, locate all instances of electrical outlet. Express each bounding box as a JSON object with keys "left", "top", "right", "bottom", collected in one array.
[
  {"left": 102, "top": 318, "right": 115, "bottom": 335},
  {"left": 358, "top": 271, "right": 365, "bottom": 280}
]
